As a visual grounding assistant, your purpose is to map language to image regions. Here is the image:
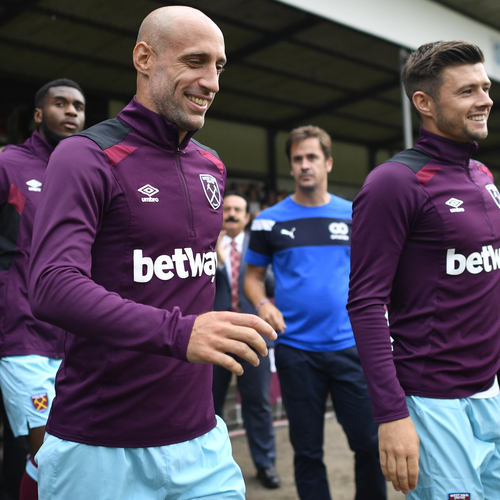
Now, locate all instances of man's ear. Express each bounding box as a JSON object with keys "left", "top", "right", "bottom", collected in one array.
[
  {"left": 133, "top": 42, "right": 155, "bottom": 75},
  {"left": 34, "top": 108, "right": 43, "bottom": 125},
  {"left": 326, "top": 156, "right": 333, "bottom": 173},
  {"left": 412, "top": 91, "right": 434, "bottom": 118}
]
